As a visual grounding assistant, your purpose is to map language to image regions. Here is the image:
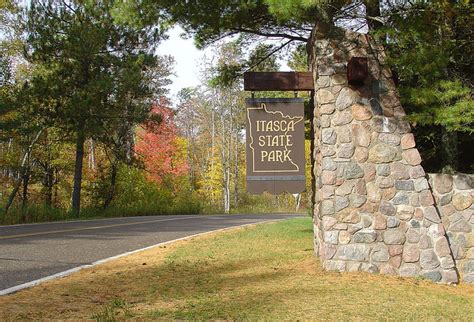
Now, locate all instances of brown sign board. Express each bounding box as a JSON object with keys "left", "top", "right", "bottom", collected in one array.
[
  {"left": 244, "top": 72, "right": 314, "bottom": 91},
  {"left": 246, "top": 98, "right": 306, "bottom": 194}
]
